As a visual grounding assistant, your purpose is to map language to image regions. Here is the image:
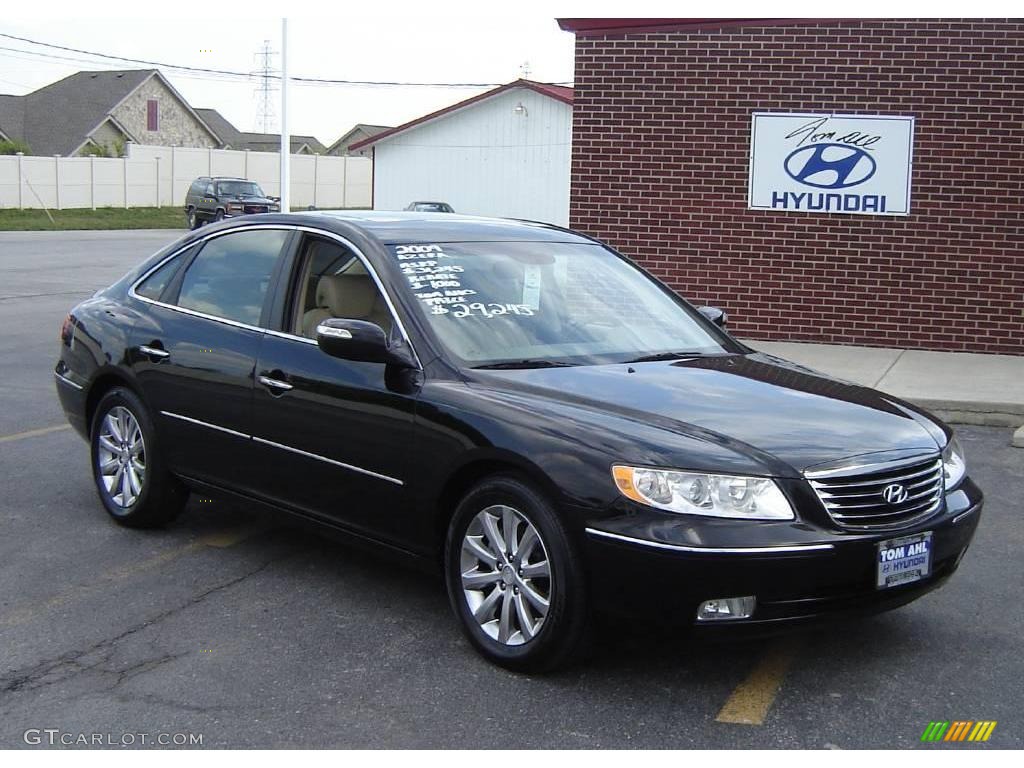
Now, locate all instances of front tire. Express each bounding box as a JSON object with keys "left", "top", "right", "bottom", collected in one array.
[
  {"left": 444, "top": 475, "right": 588, "bottom": 672},
  {"left": 90, "top": 387, "right": 188, "bottom": 528},
  {"left": 214, "top": 209, "right": 225, "bottom": 222}
]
